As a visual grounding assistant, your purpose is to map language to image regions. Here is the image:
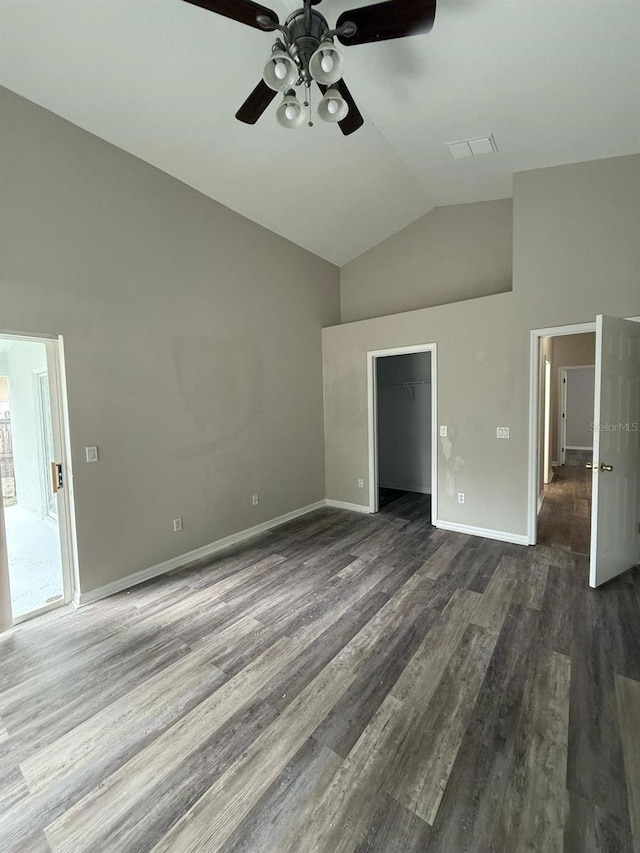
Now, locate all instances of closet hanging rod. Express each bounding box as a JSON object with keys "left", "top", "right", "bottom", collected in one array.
[{"left": 378, "top": 380, "right": 431, "bottom": 388}]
